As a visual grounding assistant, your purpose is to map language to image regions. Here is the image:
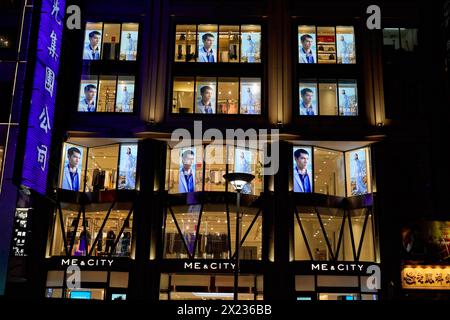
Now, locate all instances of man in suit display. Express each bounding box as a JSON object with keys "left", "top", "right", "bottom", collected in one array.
[
  {"left": 293, "top": 148, "right": 312, "bottom": 193},
  {"left": 62, "top": 147, "right": 82, "bottom": 191},
  {"left": 178, "top": 150, "right": 195, "bottom": 193},
  {"left": 198, "top": 33, "right": 216, "bottom": 63}
]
